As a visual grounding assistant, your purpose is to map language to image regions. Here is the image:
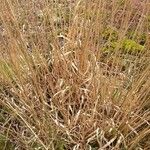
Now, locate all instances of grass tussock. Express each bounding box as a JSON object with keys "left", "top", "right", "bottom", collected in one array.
[{"left": 0, "top": 0, "right": 150, "bottom": 149}]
